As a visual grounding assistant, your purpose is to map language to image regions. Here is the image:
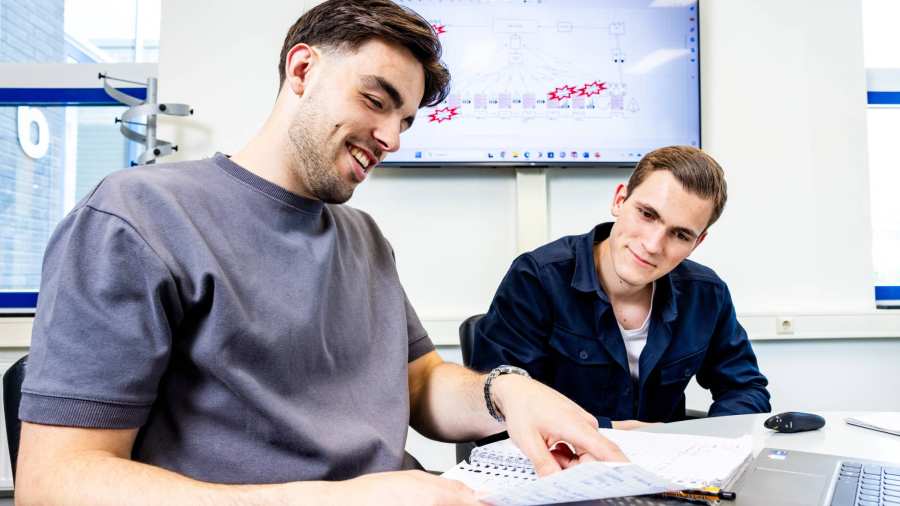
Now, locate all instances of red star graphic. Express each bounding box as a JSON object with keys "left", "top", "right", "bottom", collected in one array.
[
  {"left": 576, "top": 80, "right": 608, "bottom": 97},
  {"left": 428, "top": 106, "right": 459, "bottom": 123},
  {"left": 547, "top": 85, "right": 577, "bottom": 102},
  {"left": 432, "top": 24, "right": 446, "bottom": 35}
]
